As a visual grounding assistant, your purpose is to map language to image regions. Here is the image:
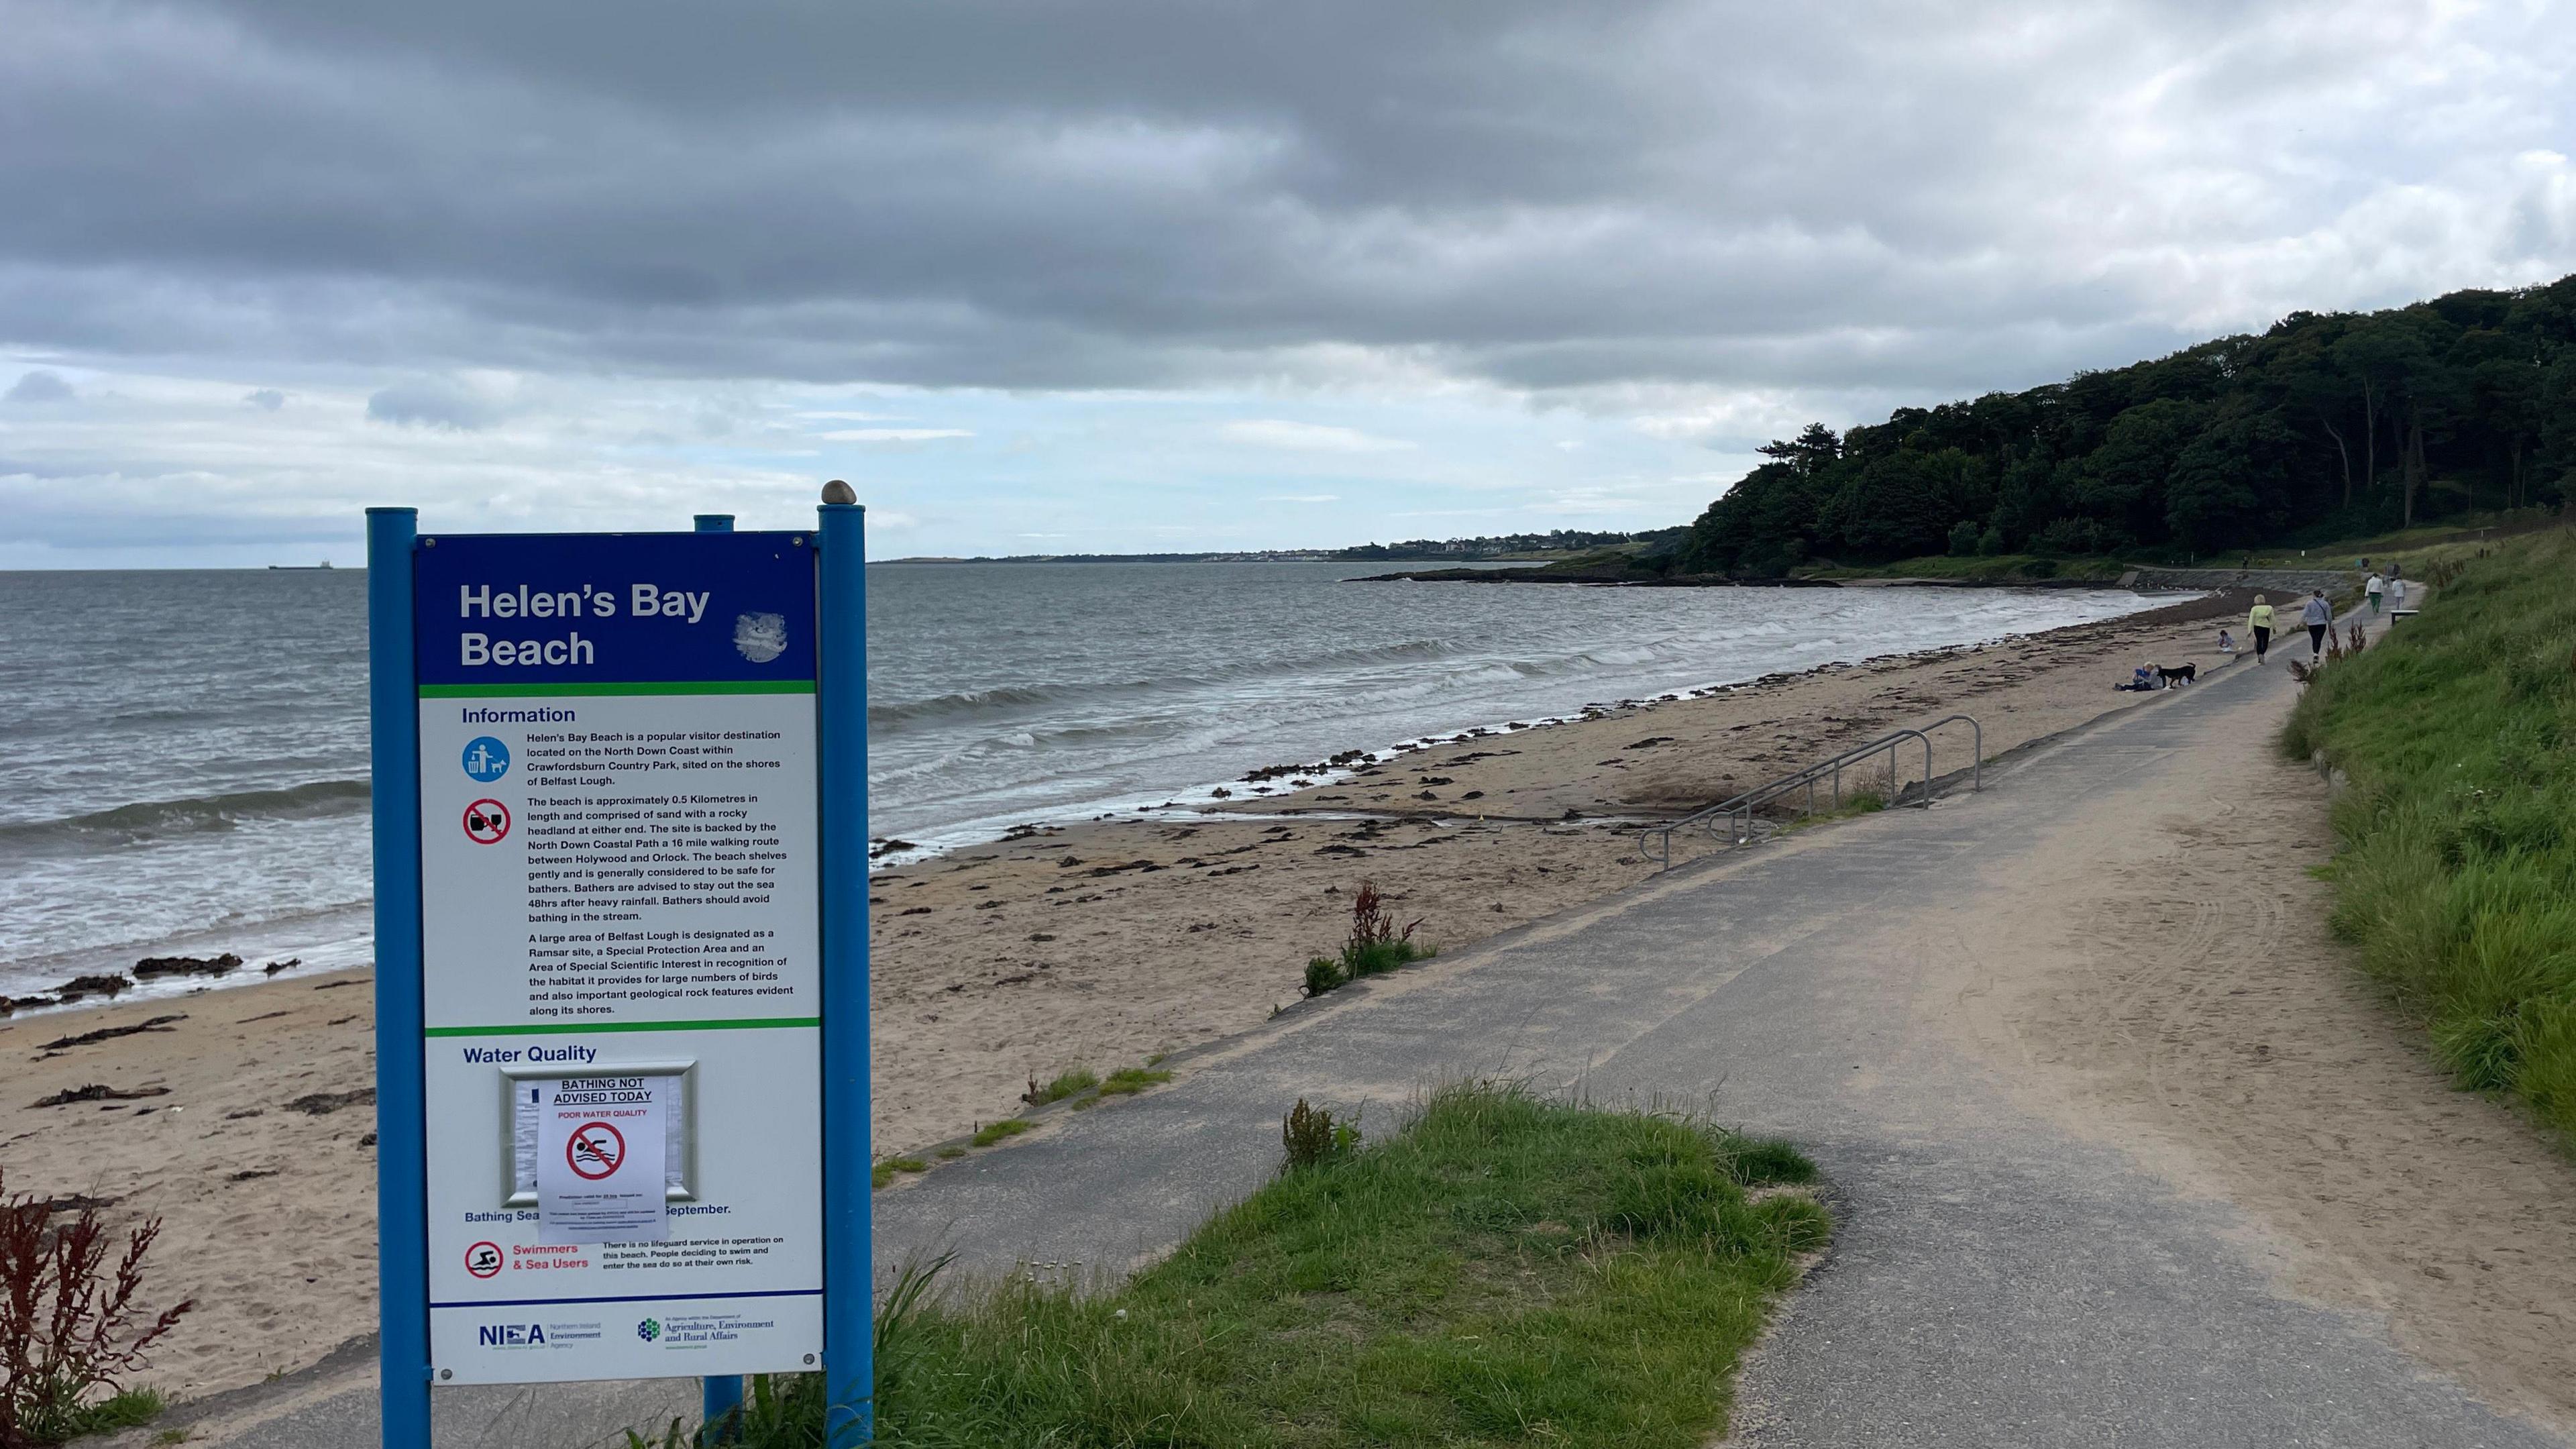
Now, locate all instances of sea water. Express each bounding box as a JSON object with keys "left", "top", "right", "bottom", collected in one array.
[{"left": 0, "top": 564, "right": 2173, "bottom": 1003}]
